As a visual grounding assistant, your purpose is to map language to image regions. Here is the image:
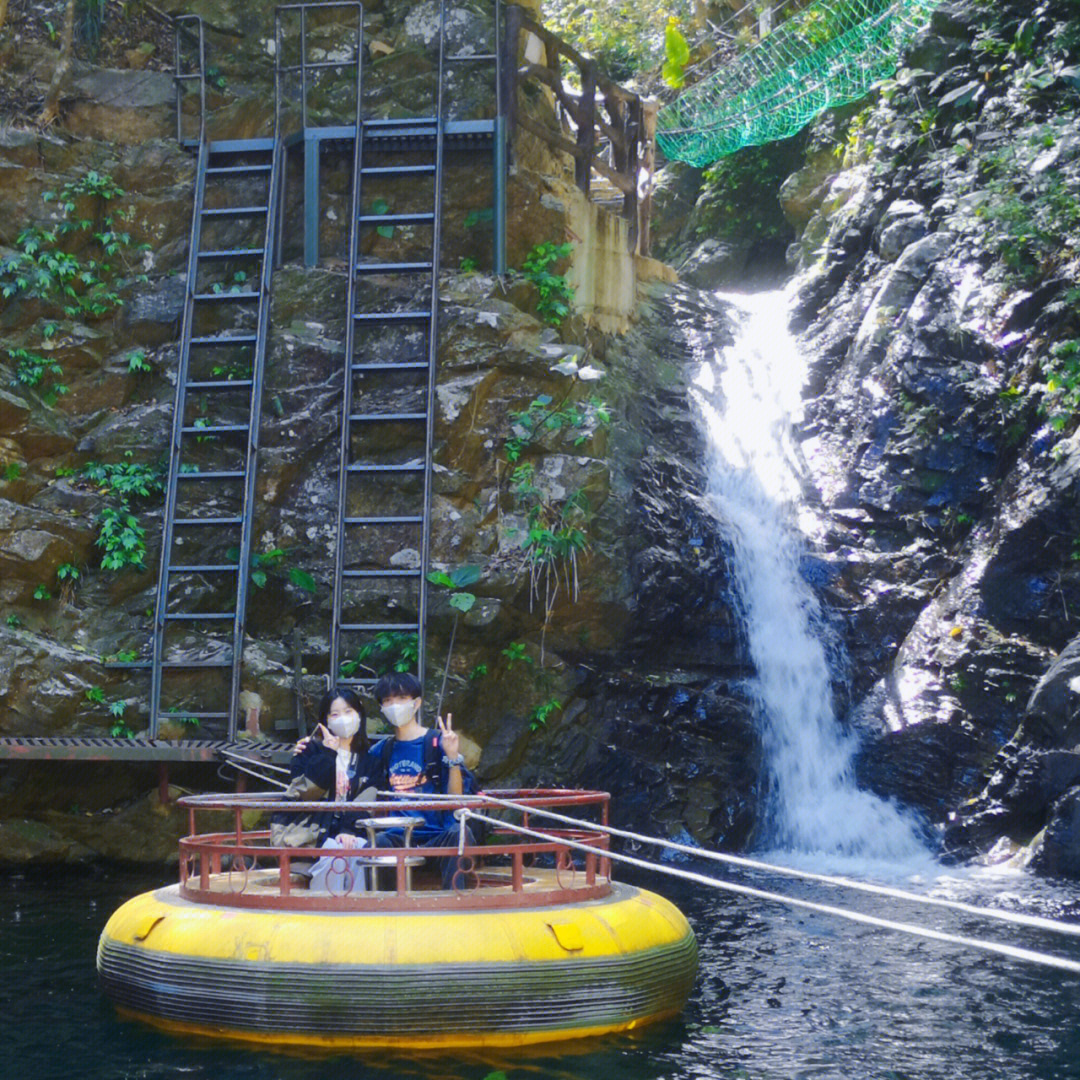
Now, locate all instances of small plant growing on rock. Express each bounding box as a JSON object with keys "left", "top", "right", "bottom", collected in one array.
[
  {"left": 518, "top": 242, "right": 574, "bottom": 326},
  {"left": 7, "top": 348, "right": 68, "bottom": 407},
  {"left": 501, "top": 641, "right": 532, "bottom": 669},
  {"left": 33, "top": 584, "right": 51, "bottom": 601},
  {"left": 56, "top": 561, "right": 80, "bottom": 603},
  {"left": 340, "top": 631, "right": 419, "bottom": 678},
  {"left": 82, "top": 455, "right": 166, "bottom": 572},
  {"left": 126, "top": 349, "right": 151, "bottom": 374},
  {"left": 529, "top": 697, "right": 562, "bottom": 731},
  {"left": 427, "top": 565, "right": 481, "bottom": 711},
  {"left": 5, "top": 614, "right": 22, "bottom": 629}
]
